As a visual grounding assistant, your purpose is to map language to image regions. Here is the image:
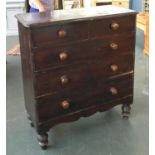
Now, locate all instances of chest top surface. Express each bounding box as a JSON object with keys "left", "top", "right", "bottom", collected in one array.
[{"left": 16, "top": 5, "right": 137, "bottom": 28}]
